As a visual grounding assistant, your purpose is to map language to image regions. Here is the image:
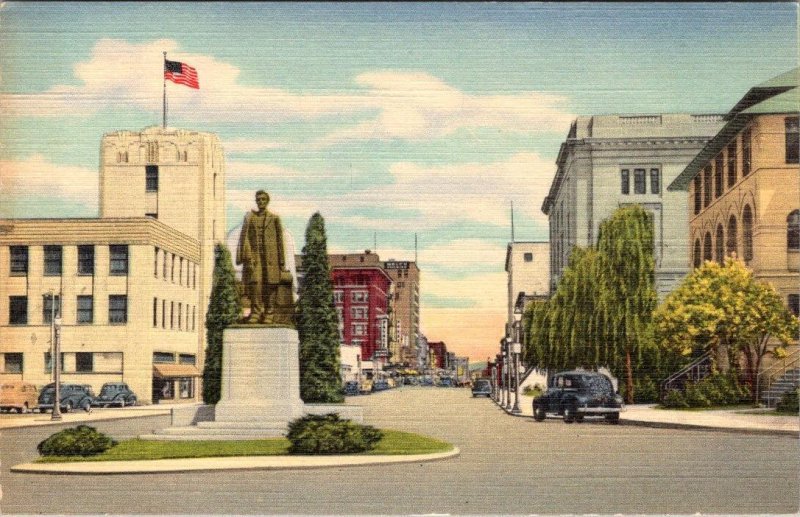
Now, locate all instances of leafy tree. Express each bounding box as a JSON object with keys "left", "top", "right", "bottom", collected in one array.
[
  {"left": 596, "top": 206, "right": 657, "bottom": 404},
  {"left": 653, "top": 258, "right": 799, "bottom": 396},
  {"left": 203, "top": 244, "right": 242, "bottom": 404},
  {"left": 297, "top": 213, "right": 344, "bottom": 403}
]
